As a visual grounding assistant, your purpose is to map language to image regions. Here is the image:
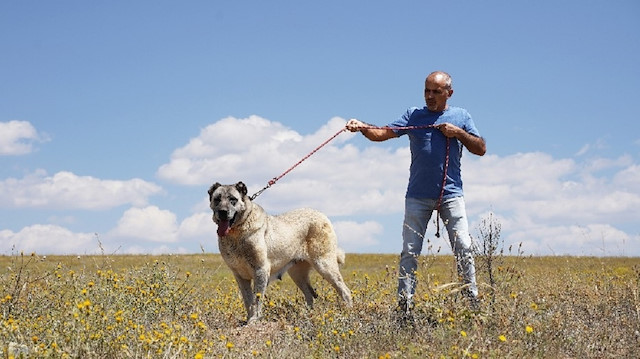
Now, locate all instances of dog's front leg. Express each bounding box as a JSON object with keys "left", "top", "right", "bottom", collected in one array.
[
  {"left": 249, "top": 266, "right": 269, "bottom": 323},
  {"left": 233, "top": 274, "right": 254, "bottom": 323}
]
